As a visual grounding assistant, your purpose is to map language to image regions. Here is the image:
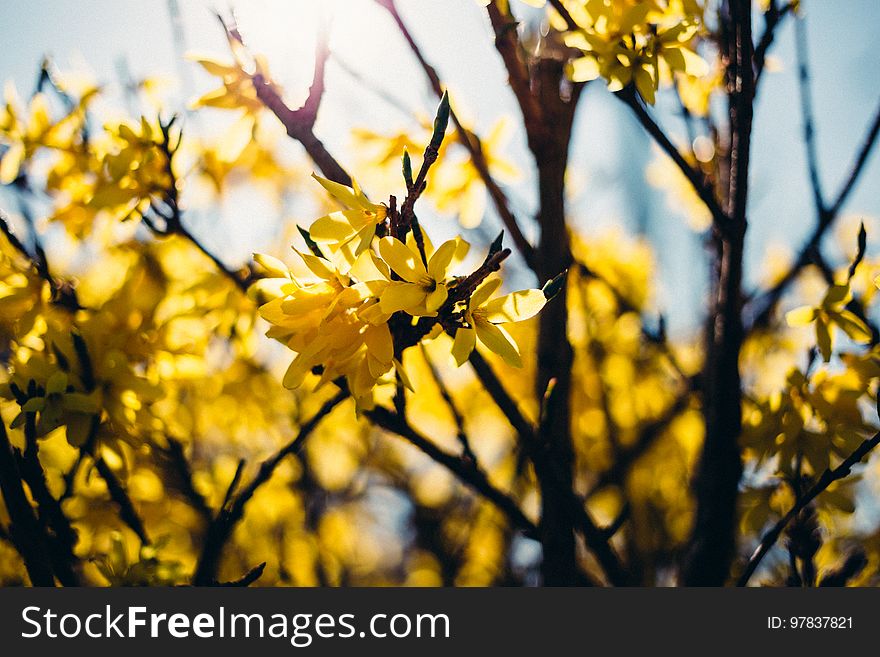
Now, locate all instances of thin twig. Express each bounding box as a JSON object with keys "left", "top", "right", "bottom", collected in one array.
[
  {"left": 419, "top": 344, "right": 475, "bottom": 461},
  {"left": 192, "top": 390, "right": 346, "bottom": 585},
  {"left": 377, "top": 0, "right": 537, "bottom": 270},
  {"left": 365, "top": 405, "right": 537, "bottom": 538},
  {"left": 744, "top": 98, "right": 880, "bottom": 331},
  {"left": 794, "top": 15, "right": 825, "bottom": 214},
  {"left": 616, "top": 88, "right": 730, "bottom": 234},
  {"left": 219, "top": 15, "right": 353, "bottom": 188},
  {"left": 738, "top": 427, "right": 880, "bottom": 586},
  {"left": 93, "top": 453, "right": 150, "bottom": 545},
  {"left": 754, "top": 1, "right": 795, "bottom": 92},
  {"left": 0, "top": 420, "right": 55, "bottom": 585}
]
